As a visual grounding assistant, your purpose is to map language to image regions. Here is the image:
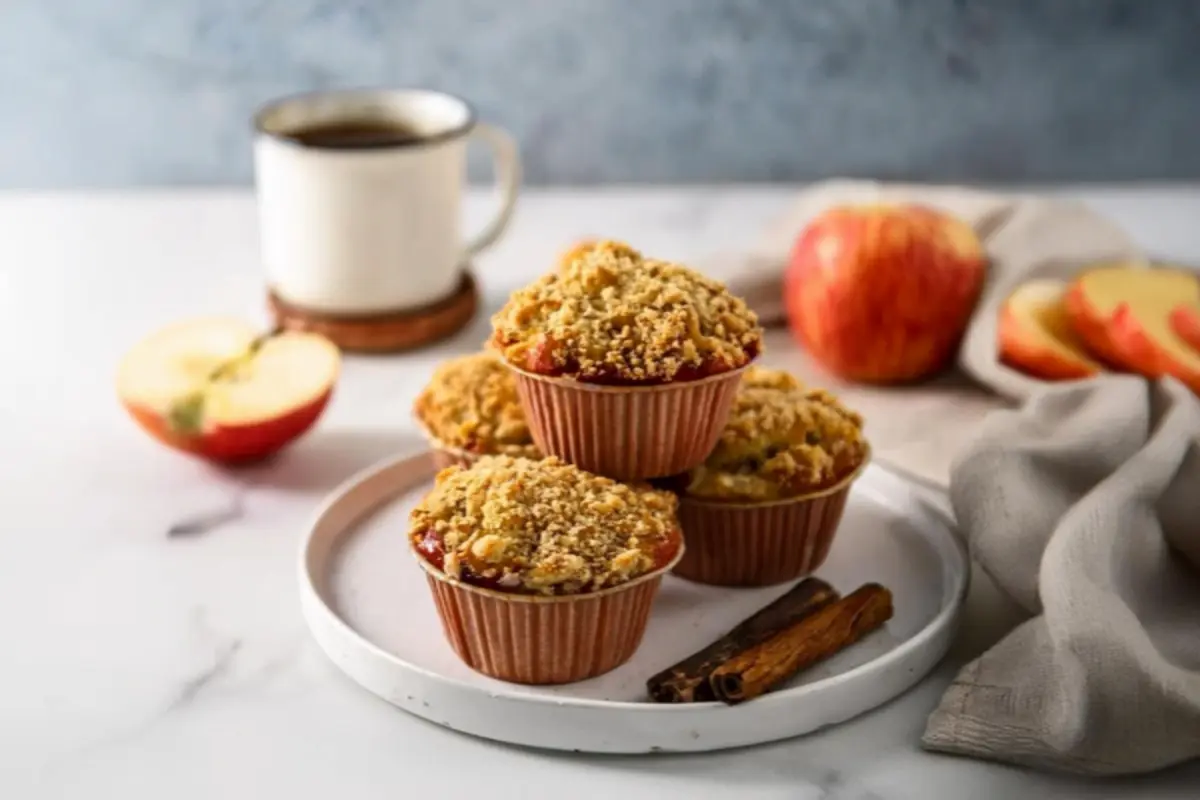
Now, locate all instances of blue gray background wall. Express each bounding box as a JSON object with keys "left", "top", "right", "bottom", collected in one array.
[{"left": 2, "top": 0, "right": 1197, "bottom": 188}]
